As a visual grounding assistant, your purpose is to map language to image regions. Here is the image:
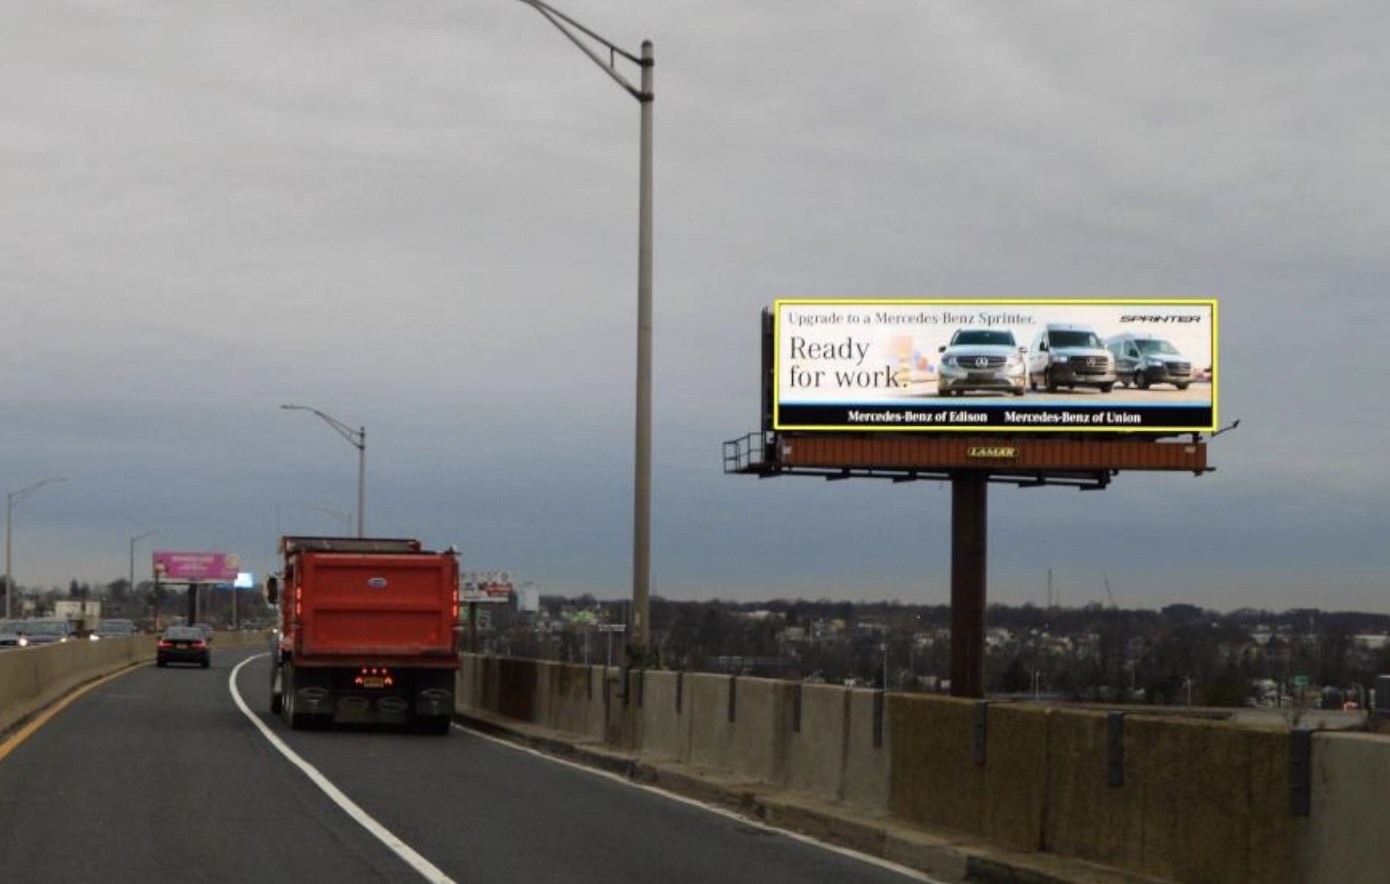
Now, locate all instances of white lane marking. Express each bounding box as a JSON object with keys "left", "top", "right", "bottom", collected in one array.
[
  {"left": 229, "top": 655, "right": 456, "bottom": 884},
  {"left": 460, "top": 725, "right": 943, "bottom": 883}
]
